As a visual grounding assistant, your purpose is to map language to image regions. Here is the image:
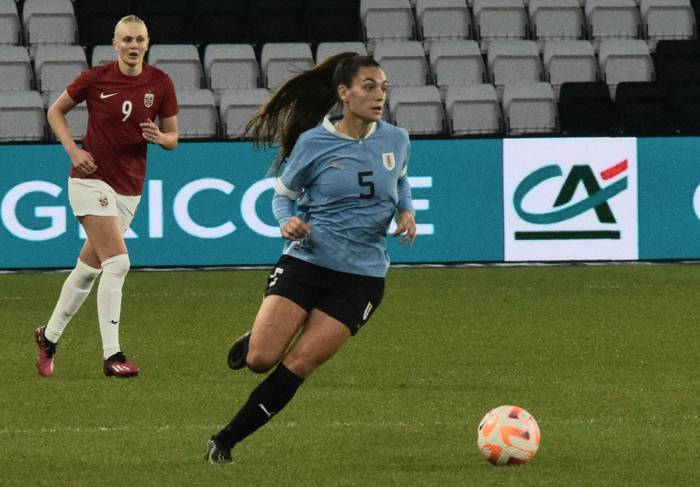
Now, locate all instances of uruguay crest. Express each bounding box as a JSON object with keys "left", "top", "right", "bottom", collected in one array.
[
  {"left": 382, "top": 152, "right": 396, "bottom": 171},
  {"left": 144, "top": 92, "right": 154, "bottom": 108}
]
